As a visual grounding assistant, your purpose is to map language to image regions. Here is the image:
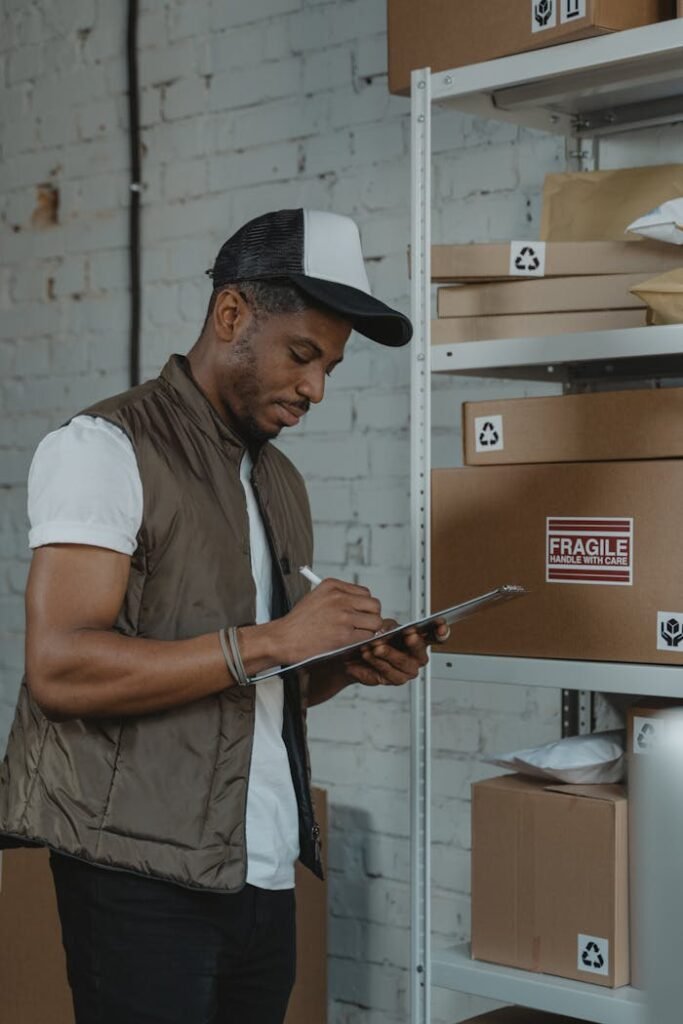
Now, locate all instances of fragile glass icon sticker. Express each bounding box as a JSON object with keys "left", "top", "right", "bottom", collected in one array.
[
  {"left": 561, "top": 0, "right": 586, "bottom": 22},
  {"left": 509, "top": 241, "right": 546, "bottom": 277},
  {"left": 474, "top": 415, "right": 504, "bottom": 454},
  {"left": 657, "top": 611, "right": 683, "bottom": 651},
  {"left": 577, "top": 934, "right": 609, "bottom": 976},
  {"left": 531, "top": 0, "right": 557, "bottom": 32}
]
